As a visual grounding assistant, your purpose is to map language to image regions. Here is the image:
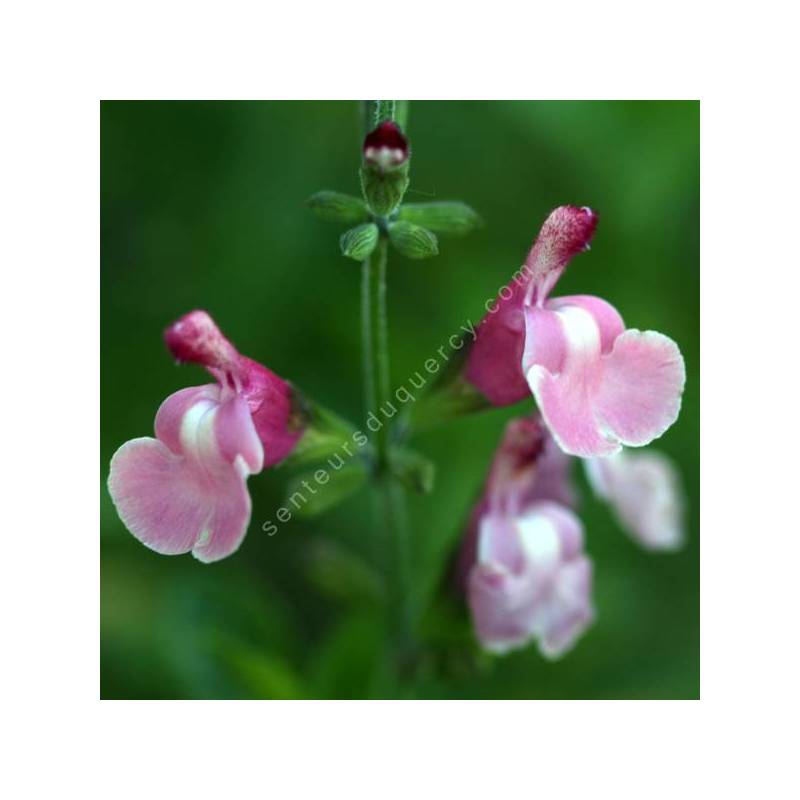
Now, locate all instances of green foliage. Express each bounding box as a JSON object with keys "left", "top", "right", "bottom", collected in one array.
[
  {"left": 307, "top": 190, "right": 369, "bottom": 224},
  {"left": 283, "top": 401, "right": 359, "bottom": 467},
  {"left": 284, "top": 463, "right": 368, "bottom": 518},
  {"left": 399, "top": 202, "right": 482, "bottom": 236},
  {"left": 359, "top": 164, "right": 410, "bottom": 217},
  {"left": 390, "top": 447, "right": 436, "bottom": 494},
  {"left": 388, "top": 221, "right": 439, "bottom": 259},
  {"left": 339, "top": 222, "right": 380, "bottom": 260},
  {"left": 101, "top": 100, "right": 699, "bottom": 699}
]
